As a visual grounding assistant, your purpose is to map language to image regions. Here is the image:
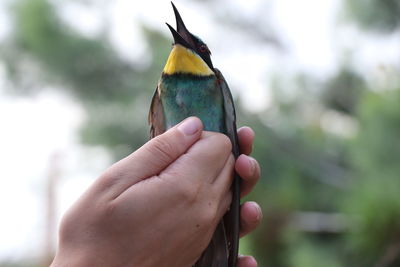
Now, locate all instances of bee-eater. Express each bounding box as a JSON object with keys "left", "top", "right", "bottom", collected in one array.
[{"left": 148, "top": 3, "right": 240, "bottom": 267}]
